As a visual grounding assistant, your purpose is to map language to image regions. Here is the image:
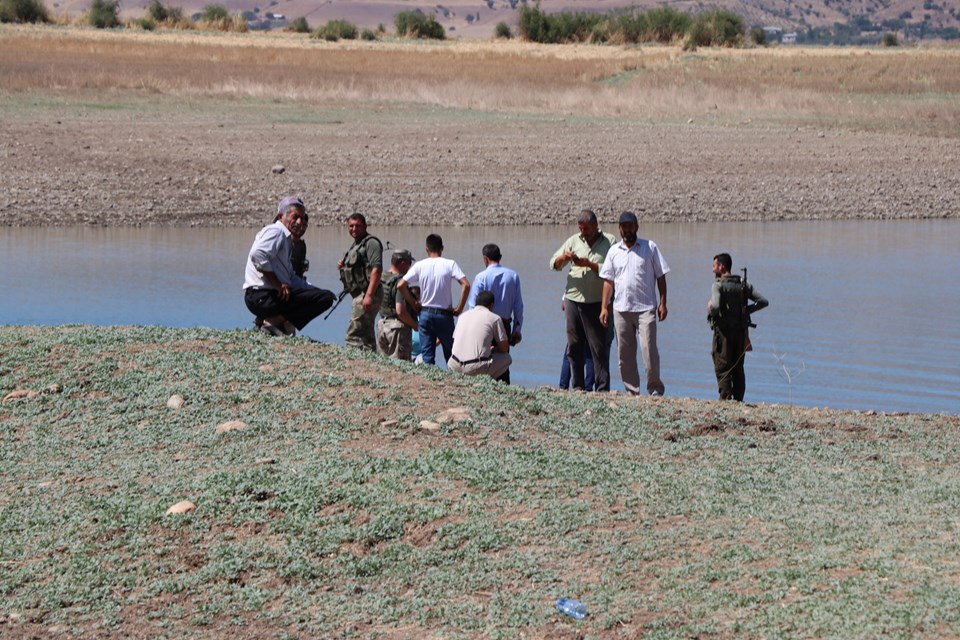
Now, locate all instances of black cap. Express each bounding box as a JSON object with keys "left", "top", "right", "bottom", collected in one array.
[{"left": 619, "top": 211, "right": 638, "bottom": 224}]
